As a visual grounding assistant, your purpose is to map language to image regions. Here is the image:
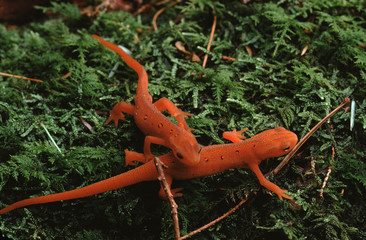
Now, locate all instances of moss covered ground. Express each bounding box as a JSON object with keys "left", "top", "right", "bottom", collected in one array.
[{"left": 0, "top": 1, "right": 365, "bottom": 239}]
